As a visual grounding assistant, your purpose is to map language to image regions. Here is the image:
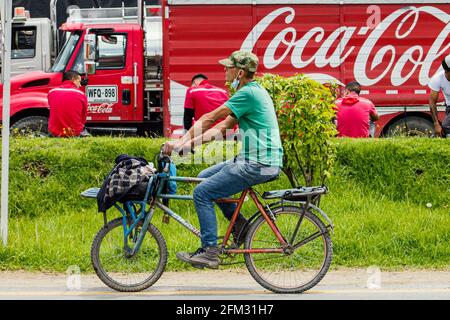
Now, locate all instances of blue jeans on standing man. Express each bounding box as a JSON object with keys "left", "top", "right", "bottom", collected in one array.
[{"left": 193, "top": 156, "right": 281, "bottom": 247}]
